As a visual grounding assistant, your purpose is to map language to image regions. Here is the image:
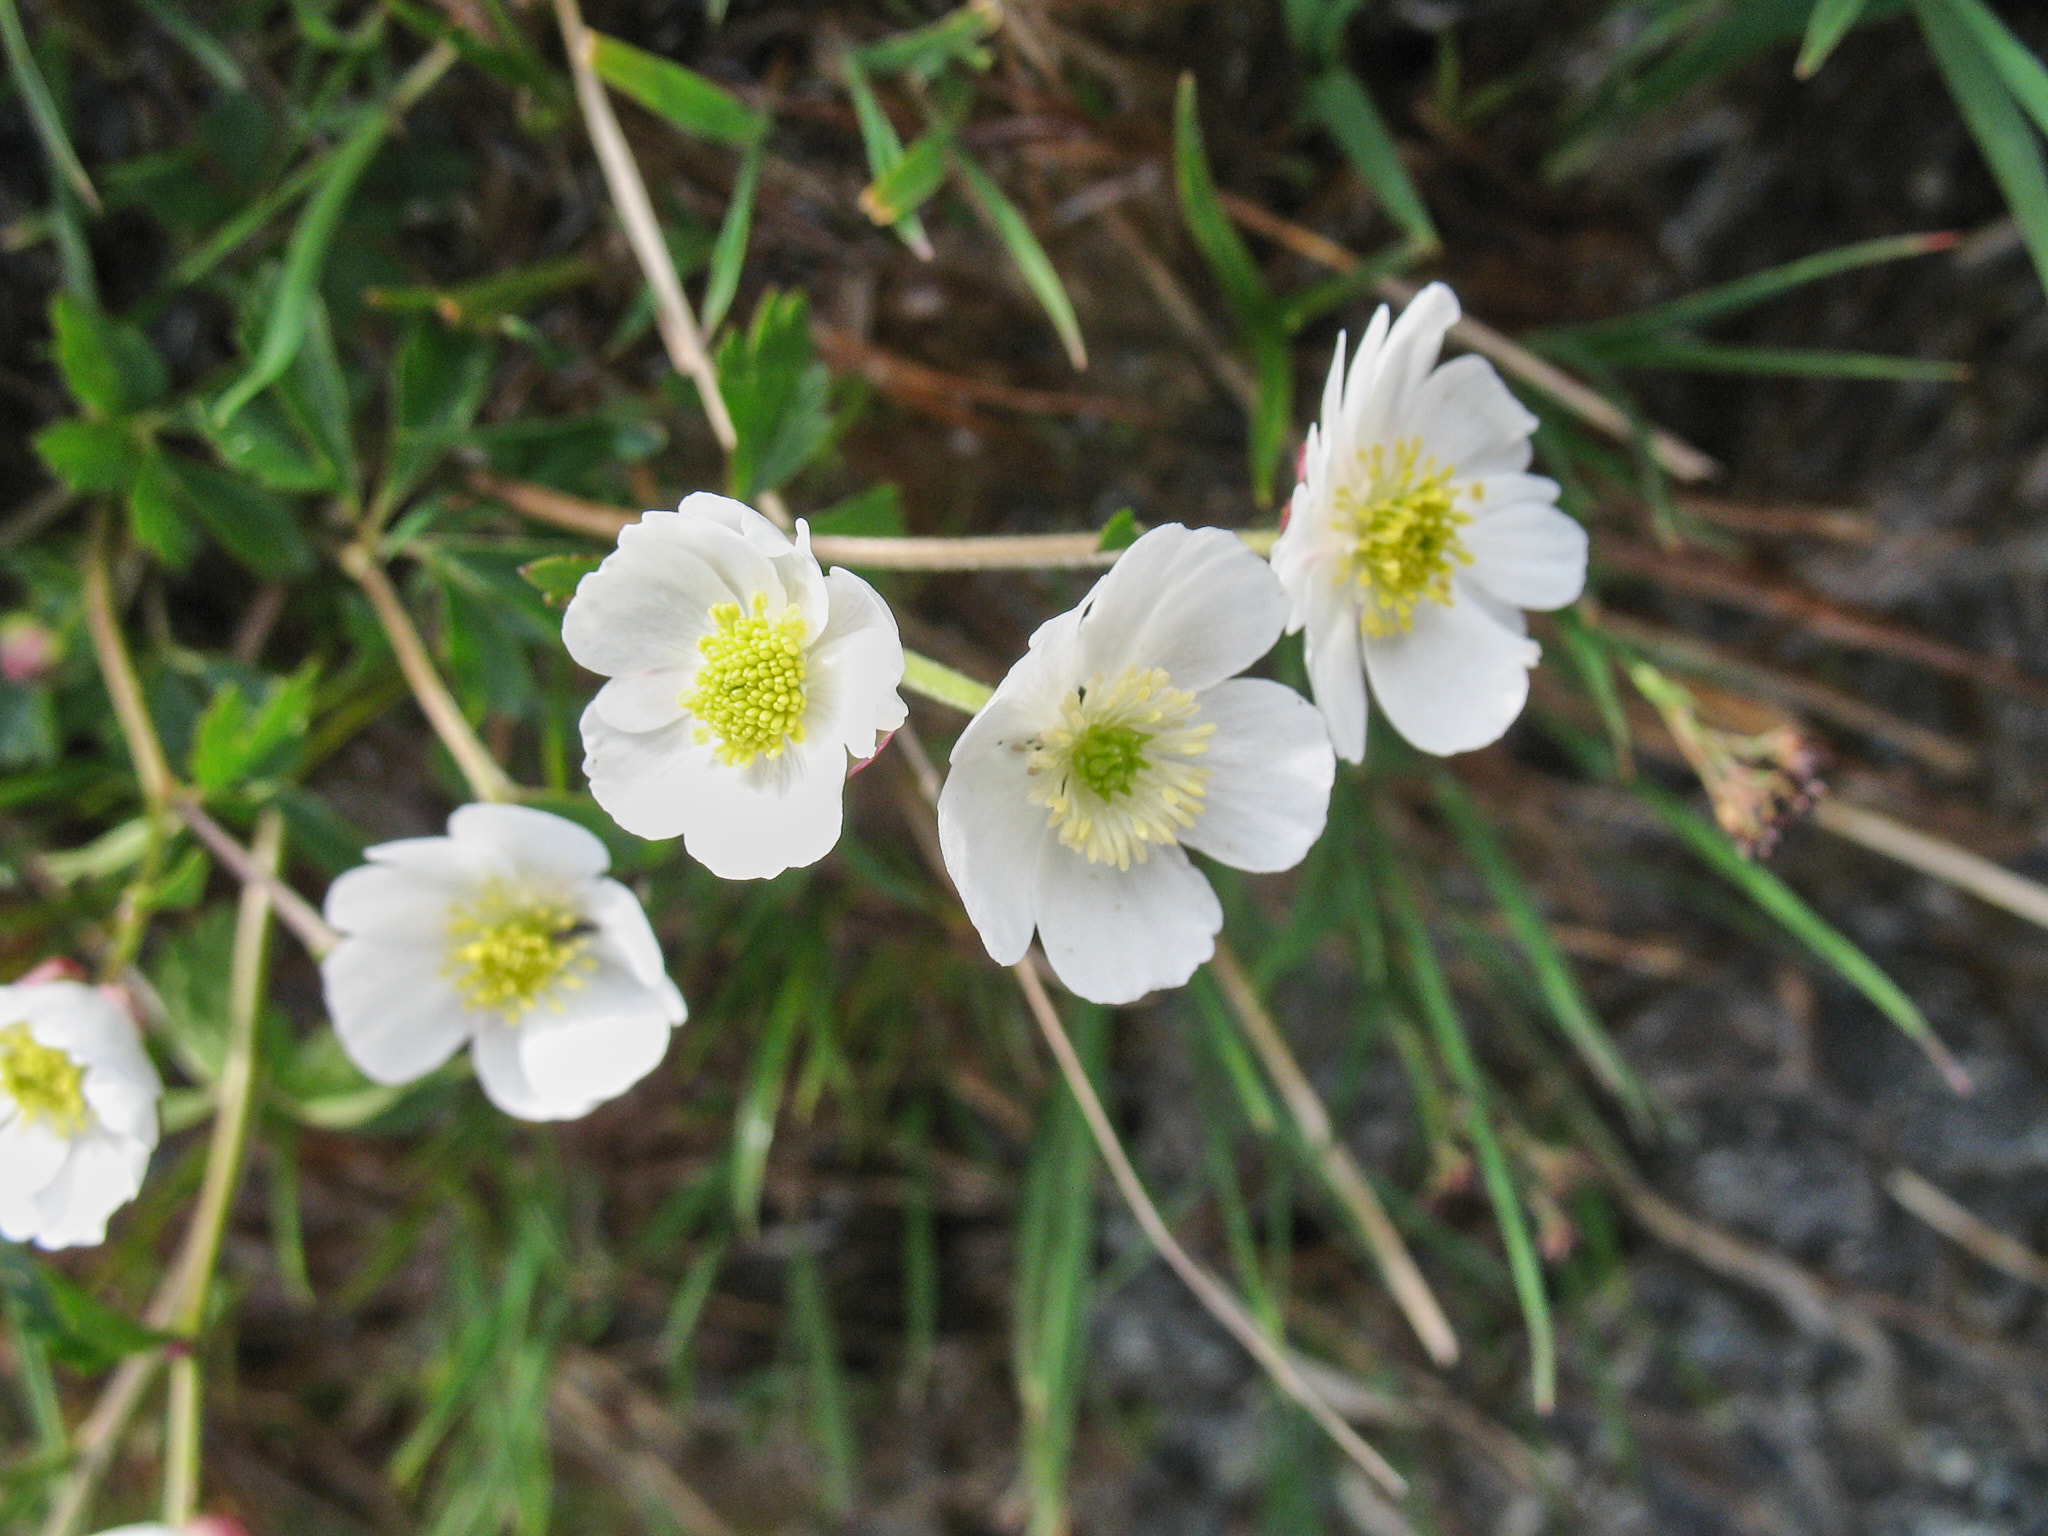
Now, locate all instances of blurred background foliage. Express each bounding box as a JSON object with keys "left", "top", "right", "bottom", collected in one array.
[{"left": 4, "top": 0, "right": 2048, "bottom": 1533}]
